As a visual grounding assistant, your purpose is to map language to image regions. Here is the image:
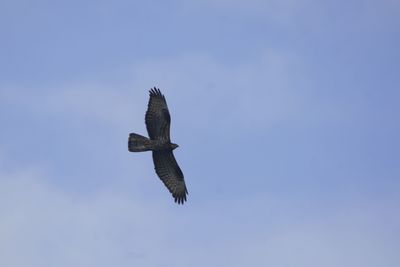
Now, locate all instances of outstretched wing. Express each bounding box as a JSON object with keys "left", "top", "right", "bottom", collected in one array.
[
  {"left": 152, "top": 150, "right": 188, "bottom": 204},
  {"left": 145, "top": 88, "right": 171, "bottom": 141}
]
